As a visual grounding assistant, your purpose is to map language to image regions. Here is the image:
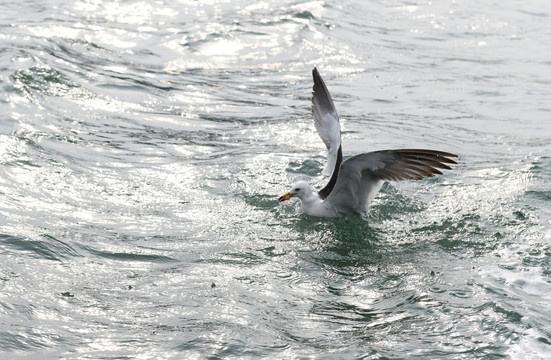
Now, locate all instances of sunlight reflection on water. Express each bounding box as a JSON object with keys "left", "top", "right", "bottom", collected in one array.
[{"left": 0, "top": 0, "right": 550, "bottom": 358}]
